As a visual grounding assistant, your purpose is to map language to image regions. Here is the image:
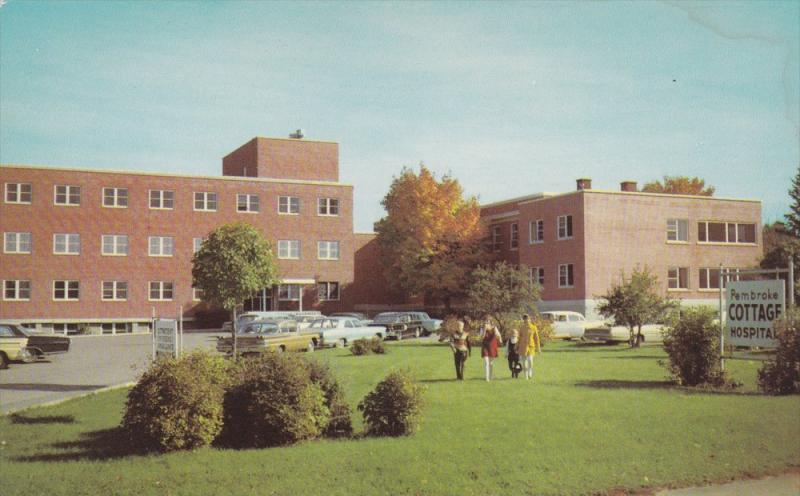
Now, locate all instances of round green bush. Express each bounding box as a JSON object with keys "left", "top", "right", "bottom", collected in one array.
[
  {"left": 758, "top": 309, "right": 800, "bottom": 395},
  {"left": 220, "top": 353, "right": 330, "bottom": 448},
  {"left": 358, "top": 369, "right": 424, "bottom": 437},
  {"left": 662, "top": 307, "right": 729, "bottom": 387},
  {"left": 350, "top": 338, "right": 371, "bottom": 356},
  {"left": 307, "top": 360, "right": 353, "bottom": 438},
  {"left": 369, "top": 337, "right": 386, "bottom": 354},
  {"left": 122, "top": 351, "right": 228, "bottom": 452}
]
